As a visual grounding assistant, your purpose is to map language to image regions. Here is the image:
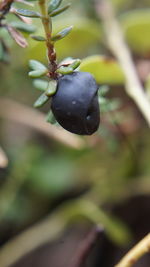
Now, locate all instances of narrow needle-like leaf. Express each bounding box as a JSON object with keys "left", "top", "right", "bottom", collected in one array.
[
  {"left": 49, "top": 4, "right": 70, "bottom": 17},
  {"left": 31, "top": 35, "right": 46, "bottom": 41},
  {"left": 34, "top": 93, "right": 49, "bottom": 108},
  {"left": 29, "top": 69, "right": 48, "bottom": 78},
  {"left": 33, "top": 79, "right": 48, "bottom": 91},
  {"left": 51, "top": 26, "right": 73, "bottom": 42},
  {"left": 29, "top": 60, "right": 47, "bottom": 70},
  {"left": 48, "top": 0, "right": 63, "bottom": 14},
  {"left": 45, "top": 80, "right": 57, "bottom": 96},
  {"left": 16, "top": 8, "right": 41, "bottom": 18}
]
